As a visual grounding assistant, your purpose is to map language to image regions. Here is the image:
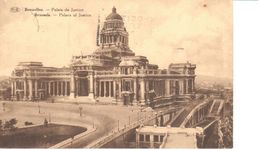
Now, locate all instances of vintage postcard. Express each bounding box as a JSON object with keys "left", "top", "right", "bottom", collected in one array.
[{"left": 0, "top": 0, "right": 233, "bottom": 148}]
